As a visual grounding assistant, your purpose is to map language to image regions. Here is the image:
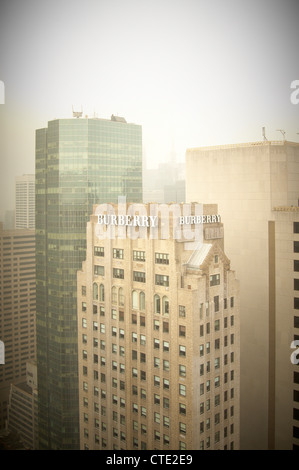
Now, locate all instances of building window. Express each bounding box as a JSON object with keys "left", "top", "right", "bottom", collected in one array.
[
  {"left": 295, "top": 279, "right": 299, "bottom": 291},
  {"left": 164, "top": 416, "right": 170, "bottom": 428},
  {"left": 113, "top": 268, "right": 124, "bottom": 279},
  {"left": 155, "top": 253, "right": 169, "bottom": 264},
  {"left": 119, "top": 287, "right": 125, "bottom": 306},
  {"left": 154, "top": 295, "right": 161, "bottom": 314},
  {"left": 132, "top": 290, "right": 138, "bottom": 309},
  {"left": 82, "top": 285, "right": 86, "bottom": 296},
  {"left": 294, "top": 241, "right": 299, "bottom": 253},
  {"left": 214, "top": 296, "right": 219, "bottom": 312},
  {"left": 295, "top": 317, "right": 299, "bottom": 328},
  {"left": 155, "top": 274, "right": 169, "bottom": 287},
  {"left": 179, "top": 422, "right": 186, "bottom": 435},
  {"left": 99, "top": 284, "right": 104, "bottom": 301},
  {"left": 179, "top": 384, "right": 186, "bottom": 396},
  {"left": 113, "top": 248, "right": 124, "bottom": 259},
  {"left": 294, "top": 222, "right": 299, "bottom": 234},
  {"left": 133, "top": 250, "right": 145, "bottom": 261},
  {"left": 94, "top": 265, "right": 105, "bottom": 276},
  {"left": 215, "top": 319, "right": 220, "bottom": 331},
  {"left": 82, "top": 318, "right": 87, "bottom": 328},
  {"left": 94, "top": 246, "right": 104, "bottom": 257},
  {"left": 133, "top": 271, "right": 146, "bottom": 283},
  {"left": 295, "top": 298, "right": 299, "bottom": 310},
  {"left": 179, "top": 305, "right": 186, "bottom": 317},
  {"left": 163, "top": 296, "right": 169, "bottom": 315},
  {"left": 140, "top": 292, "right": 145, "bottom": 311},
  {"left": 210, "top": 274, "right": 220, "bottom": 286}
]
